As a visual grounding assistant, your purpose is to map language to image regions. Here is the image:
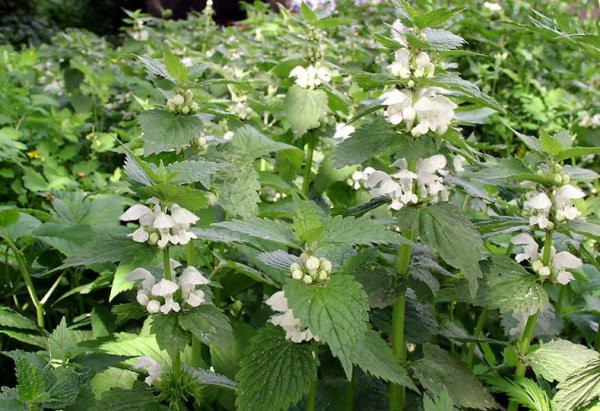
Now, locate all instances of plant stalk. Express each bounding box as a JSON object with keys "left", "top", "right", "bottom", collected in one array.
[
  {"left": 306, "top": 342, "right": 319, "bottom": 411},
  {"left": 302, "top": 139, "right": 315, "bottom": 196},
  {"left": 4, "top": 237, "right": 44, "bottom": 328},
  {"left": 466, "top": 308, "right": 488, "bottom": 368},
  {"left": 186, "top": 242, "right": 203, "bottom": 367},
  {"left": 163, "top": 247, "right": 172, "bottom": 280},
  {"left": 390, "top": 230, "right": 414, "bottom": 411}
]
